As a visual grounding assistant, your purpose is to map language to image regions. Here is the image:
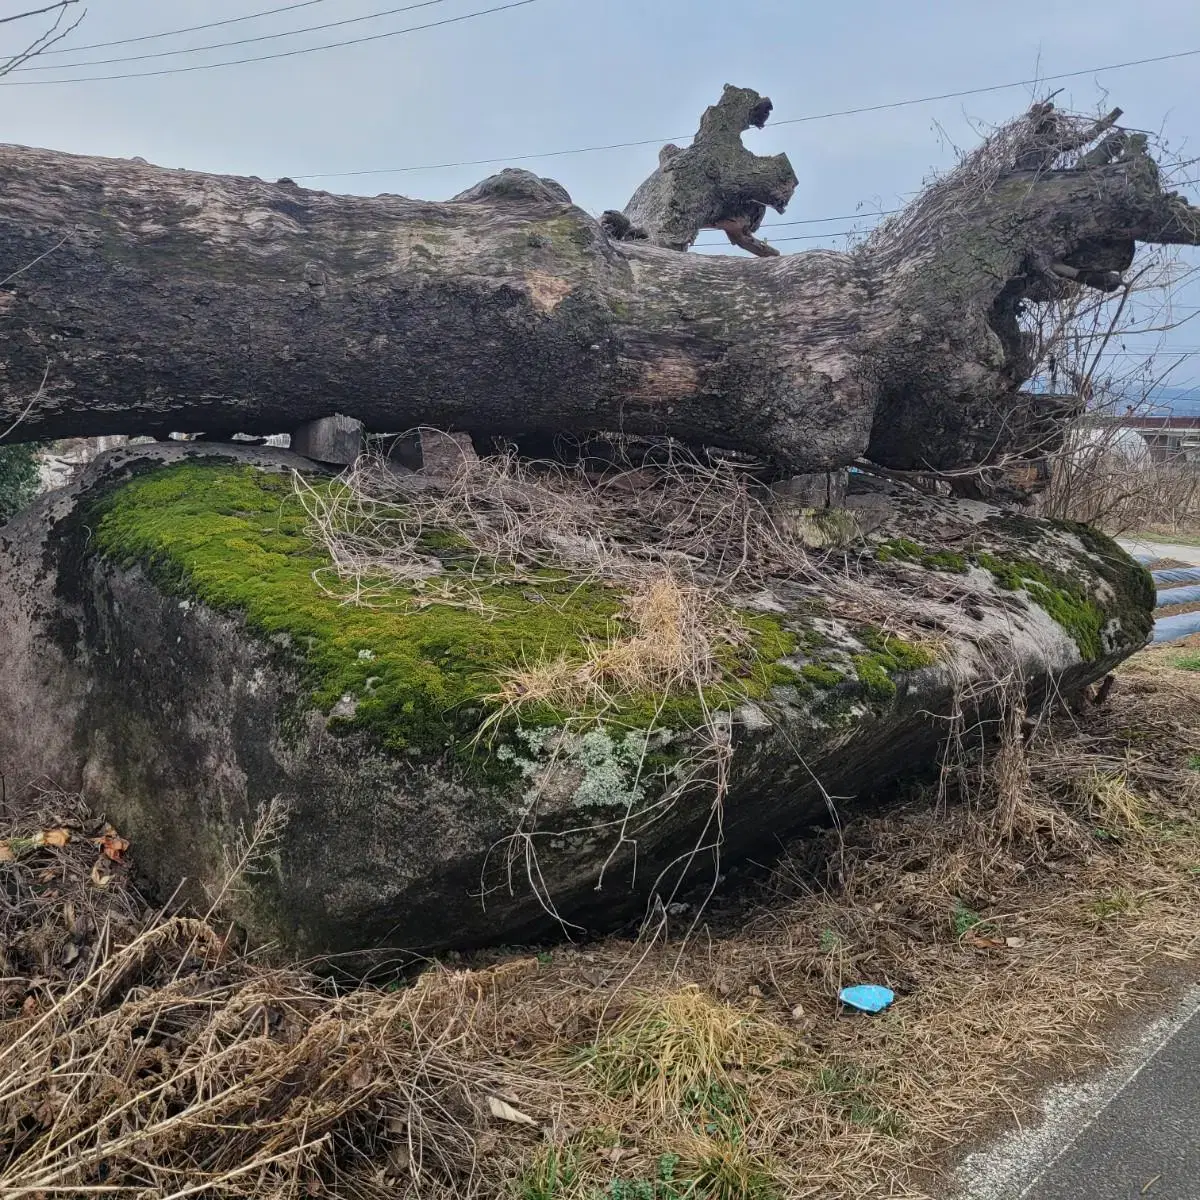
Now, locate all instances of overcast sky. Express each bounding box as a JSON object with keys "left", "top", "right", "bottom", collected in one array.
[{"left": 3, "top": 0, "right": 1199, "bottom": 407}]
